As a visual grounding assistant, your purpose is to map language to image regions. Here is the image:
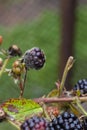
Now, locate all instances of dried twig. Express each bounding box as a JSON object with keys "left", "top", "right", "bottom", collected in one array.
[{"left": 59, "top": 56, "right": 75, "bottom": 96}]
